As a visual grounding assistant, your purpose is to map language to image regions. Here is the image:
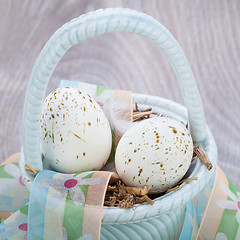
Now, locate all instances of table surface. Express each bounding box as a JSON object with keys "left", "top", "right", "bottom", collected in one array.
[{"left": 1, "top": 0, "right": 240, "bottom": 189}]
